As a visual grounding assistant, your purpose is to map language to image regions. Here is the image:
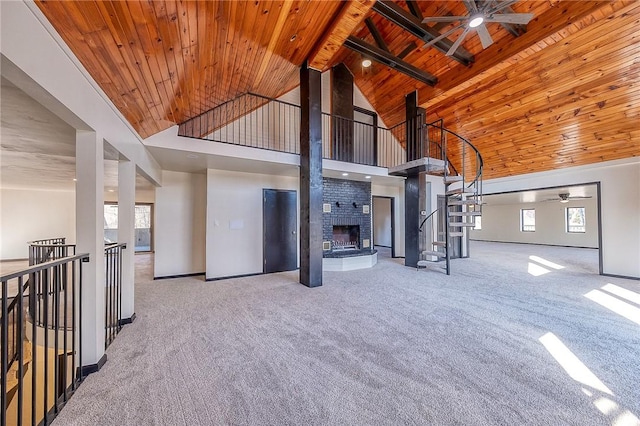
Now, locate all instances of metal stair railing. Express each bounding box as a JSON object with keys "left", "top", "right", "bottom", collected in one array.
[
  {"left": 417, "top": 119, "right": 484, "bottom": 275},
  {"left": 2, "top": 253, "right": 89, "bottom": 426}
]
